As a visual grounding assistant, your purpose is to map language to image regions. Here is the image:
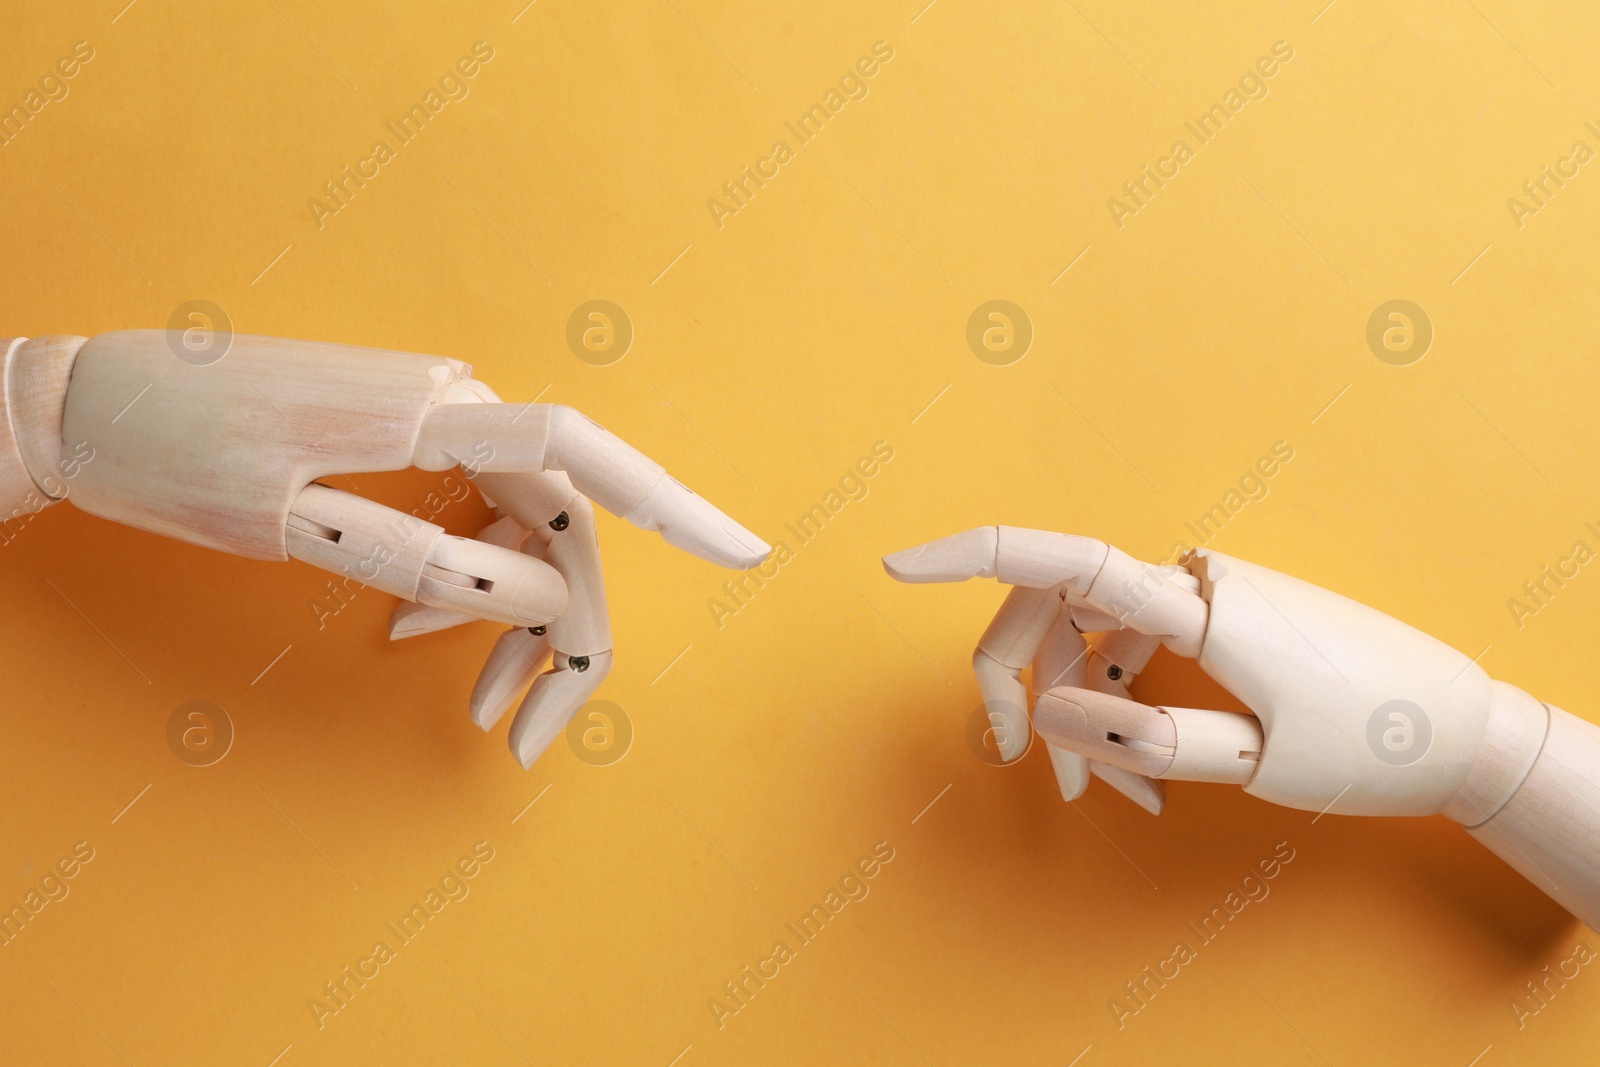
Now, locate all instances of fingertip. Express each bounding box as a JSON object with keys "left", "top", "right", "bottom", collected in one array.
[
  {"left": 880, "top": 546, "right": 926, "bottom": 582},
  {"left": 470, "top": 627, "right": 550, "bottom": 731},
  {"left": 1090, "top": 762, "right": 1167, "bottom": 815},
  {"left": 1047, "top": 745, "right": 1091, "bottom": 800},
  {"left": 724, "top": 528, "right": 771, "bottom": 570},
  {"left": 388, "top": 602, "right": 472, "bottom": 640},
  {"left": 509, "top": 710, "right": 557, "bottom": 769},
  {"left": 995, "top": 711, "right": 1031, "bottom": 762},
  {"left": 882, "top": 528, "right": 999, "bottom": 583},
  {"left": 685, "top": 510, "right": 770, "bottom": 569},
  {"left": 507, "top": 650, "right": 613, "bottom": 769},
  {"left": 630, "top": 476, "right": 769, "bottom": 569},
  {"left": 665, "top": 526, "right": 769, "bottom": 569}
]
